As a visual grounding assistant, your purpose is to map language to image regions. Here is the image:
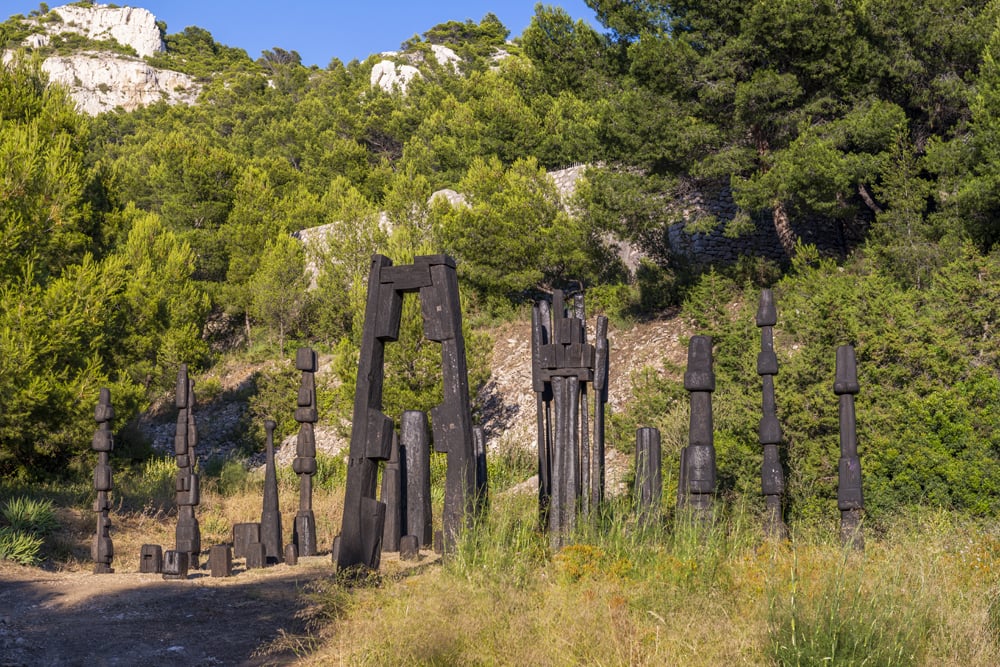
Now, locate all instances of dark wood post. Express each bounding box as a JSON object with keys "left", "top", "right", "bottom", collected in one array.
[
  {"left": 835, "top": 345, "right": 864, "bottom": 550},
  {"left": 174, "top": 366, "right": 201, "bottom": 569},
  {"left": 260, "top": 419, "right": 284, "bottom": 564},
  {"left": 635, "top": 427, "right": 662, "bottom": 527},
  {"left": 756, "top": 289, "right": 788, "bottom": 539},
  {"left": 402, "top": 410, "right": 432, "bottom": 547},
  {"left": 92, "top": 387, "right": 114, "bottom": 574},
  {"left": 292, "top": 347, "right": 318, "bottom": 557},
  {"left": 684, "top": 336, "right": 716, "bottom": 522}
]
